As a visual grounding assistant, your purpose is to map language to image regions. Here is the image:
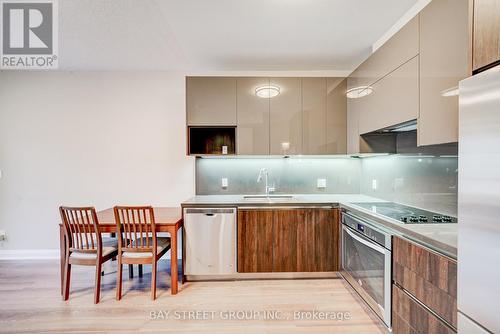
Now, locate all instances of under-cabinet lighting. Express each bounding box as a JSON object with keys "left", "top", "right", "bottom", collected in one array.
[
  {"left": 346, "top": 86, "right": 373, "bottom": 99},
  {"left": 255, "top": 85, "right": 280, "bottom": 98}
]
